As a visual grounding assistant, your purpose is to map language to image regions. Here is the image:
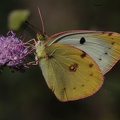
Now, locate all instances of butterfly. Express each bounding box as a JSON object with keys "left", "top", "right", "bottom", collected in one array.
[{"left": 34, "top": 8, "right": 120, "bottom": 102}]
